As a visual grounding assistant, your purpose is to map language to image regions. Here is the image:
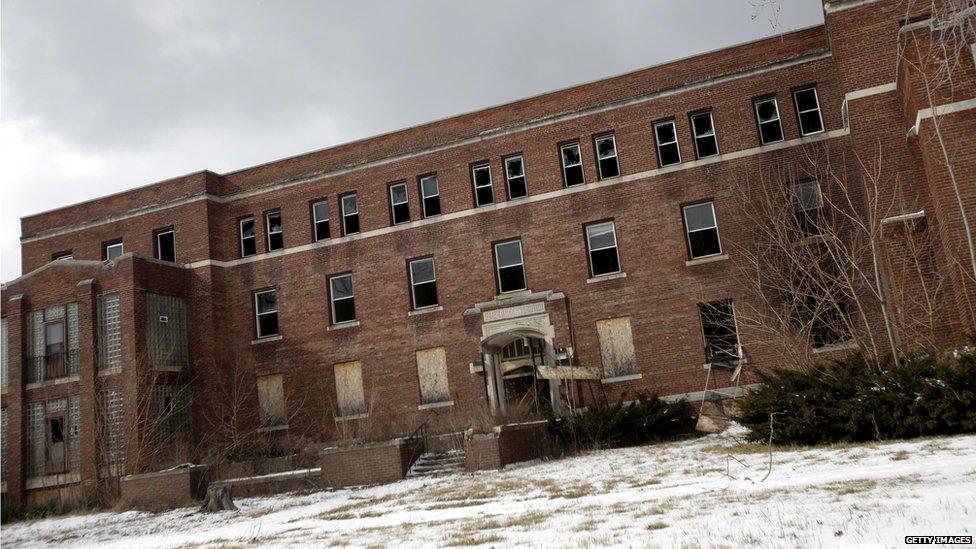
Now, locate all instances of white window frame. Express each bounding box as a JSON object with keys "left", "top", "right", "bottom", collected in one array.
[
  {"left": 793, "top": 87, "right": 824, "bottom": 136},
  {"left": 494, "top": 240, "right": 526, "bottom": 294},
  {"left": 104, "top": 242, "right": 124, "bottom": 261},
  {"left": 504, "top": 155, "right": 527, "bottom": 200},
  {"left": 472, "top": 164, "right": 493, "bottom": 207},
  {"left": 240, "top": 217, "right": 256, "bottom": 257},
  {"left": 683, "top": 202, "right": 723, "bottom": 259},
  {"left": 691, "top": 112, "right": 719, "bottom": 158},
  {"left": 654, "top": 120, "right": 681, "bottom": 166},
  {"left": 341, "top": 193, "right": 359, "bottom": 235},
  {"left": 329, "top": 274, "right": 356, "bottom": 324},
  {"left": 594, "top": 134, "right": 619, "bottom": 180},
  {"left": 389, "top": 182, "right": 410, "bottom": 225},
  {"left": 265, "top": 211, "right": 283, "bottom": 251},
  {"left": 585, "top": 221, "right": 621, "bottom": 277},
  {"left": 53, "top": 252, "right": 73, "bottom": 261},
  {"left": 560, "top": 142, "right": 584, "bottom": 186},
  {"left": 155, "top": 229, "right": 175, "bottom": 262},
  {"left": 312, "top": 200, "right": 330, "bottom": 242},
  {"left": 408, "top": 258, "right": 438, "bottom": 310},
  {"left": 754, "top": 97, "right": 783, "bottom": 144},
  {"left": 420, "top": 175, "right": 440, "bottom": 218},
  {"left": 254, "top": 289, "right": 278, "bottom": 339}
]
